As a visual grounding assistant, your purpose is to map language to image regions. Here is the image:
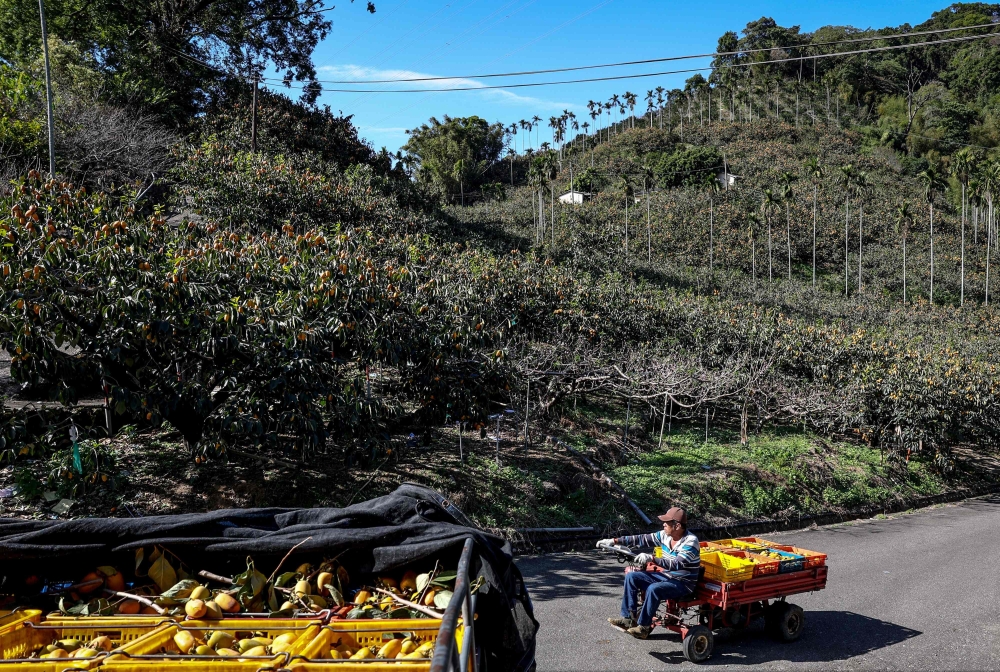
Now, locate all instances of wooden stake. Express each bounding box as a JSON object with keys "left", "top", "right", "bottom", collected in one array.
[{"left": 658, "top": 393, "right": 667, "bottom": 450}]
